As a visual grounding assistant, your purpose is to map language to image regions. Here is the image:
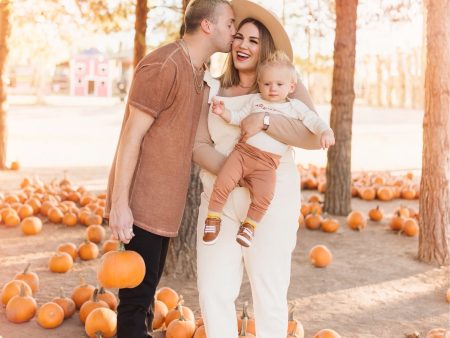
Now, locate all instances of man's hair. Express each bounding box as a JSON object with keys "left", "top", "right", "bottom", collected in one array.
[
  {"left": 258, "top": 50, "right": 297, "bottom": 83},
  {"left": 184, "top": 0, "right": 230, "bottom": 34}
]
